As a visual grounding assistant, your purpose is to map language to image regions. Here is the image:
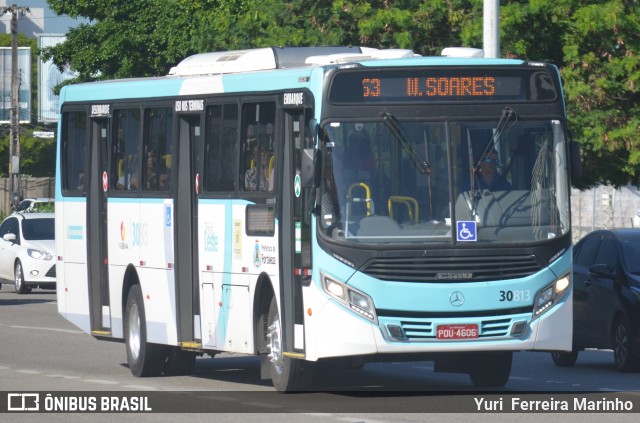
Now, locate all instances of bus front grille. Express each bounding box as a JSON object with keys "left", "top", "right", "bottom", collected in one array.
[
  {"left": 388, "top": 316, "right": 522, "bottom": 341},
  {"left": 362, "top": 254, "right": 541, "bottom": 282}
]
